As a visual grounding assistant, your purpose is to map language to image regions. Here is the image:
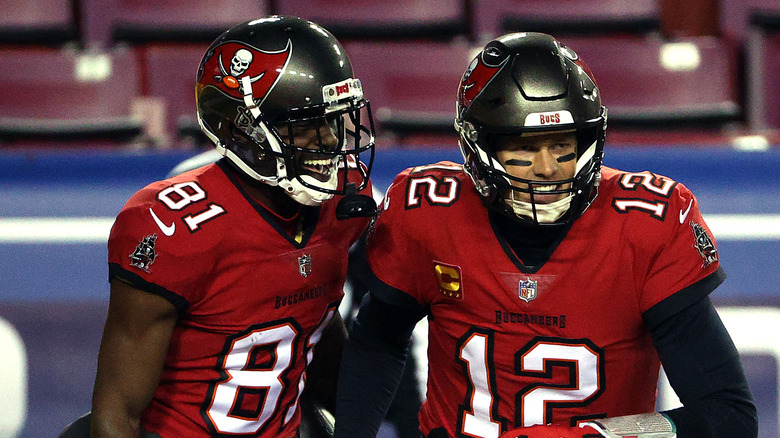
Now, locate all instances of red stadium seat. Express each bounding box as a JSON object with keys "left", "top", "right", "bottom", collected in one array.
[
  {"left": 739, "top": 5, "right": 780, "bottom": 131},
  {"left": 561, "top": 36, "right": 740, "bottom": 130},
  {"left": 0, "top": 47, "right": 145, "bottom": 147},
  {"left": 0, "top": 0, "right": 77, "bottom": 45},
  {"left": 344, "top": 36, "right": 740, "bottom": 147},
  {"left": 142, "top": 43, "right": 210, "bottom": 147},
  {"left": 343, "top": 40, "right": 477, "bottom": 146},
  {"left": 81, "top": 0, "right": 270, "bottom": 47},
  {"left": 748, "top": 31, "right": 780, "bottom": 130},
  {"left": 276, "top": 0, "right": 469, "bottom": 40},
  {"left": 472, "top": 0, "right": 661, "bottom": 41},
  {"left": 720, "top": 0, "right": 780, "bottom": 45}
]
